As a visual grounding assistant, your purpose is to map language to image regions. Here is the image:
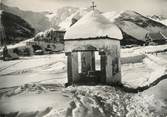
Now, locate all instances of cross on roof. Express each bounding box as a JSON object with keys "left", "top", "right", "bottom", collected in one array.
[{"left": 90, "top": 1, "right": 96, "bottom": 11}]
